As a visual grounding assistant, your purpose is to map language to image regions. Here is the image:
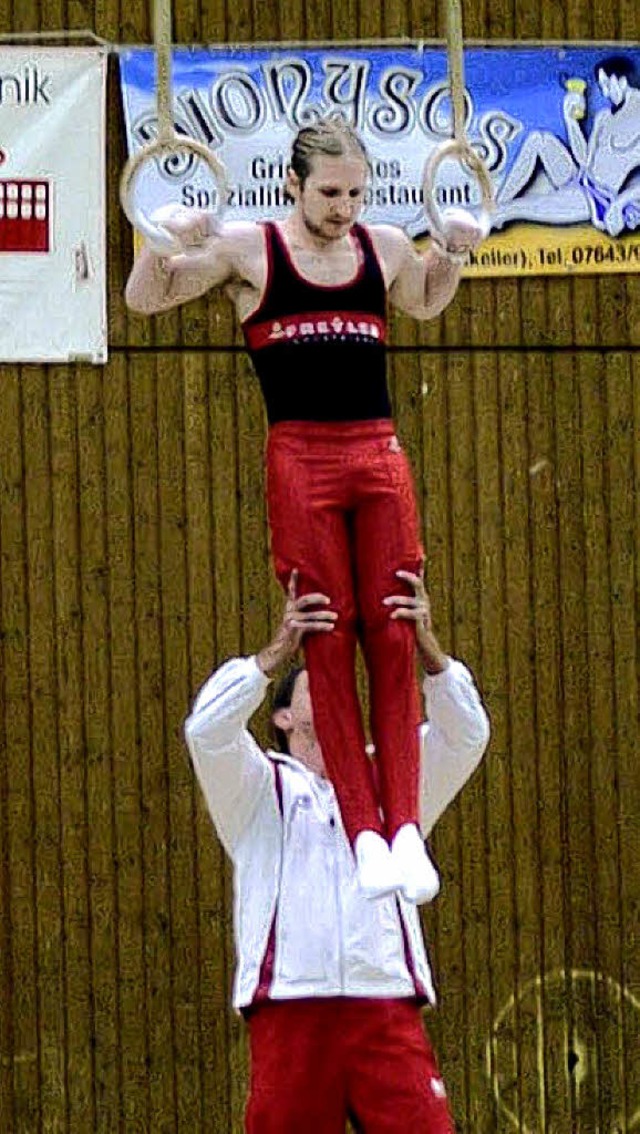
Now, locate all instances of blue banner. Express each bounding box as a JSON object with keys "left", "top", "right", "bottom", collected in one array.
[{"left": 119, "top": 44, "right": 640, "bottom": 277}]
